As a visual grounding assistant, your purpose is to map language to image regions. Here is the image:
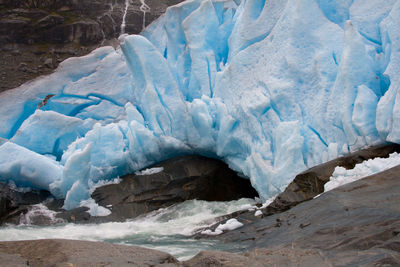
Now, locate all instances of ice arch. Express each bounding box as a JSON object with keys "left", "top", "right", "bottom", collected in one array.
[{"left": 1, "top": 0, "right": 400, "bottom": 209}]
